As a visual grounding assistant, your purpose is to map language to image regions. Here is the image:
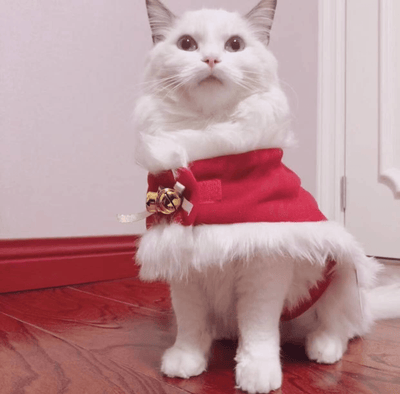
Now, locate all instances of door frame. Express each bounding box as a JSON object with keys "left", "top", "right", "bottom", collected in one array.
[
  {"left": 378, "top": 0, "right": 400, "bottom": 198},
  {"left": 317, "top": 0, "right": 399, "bottom": 222},
  {"left": 316, "top": 0, "right": 346, "bottom": 224},
  {"left": 317, "top": 0, "right": 400, "bottom": 261}
]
